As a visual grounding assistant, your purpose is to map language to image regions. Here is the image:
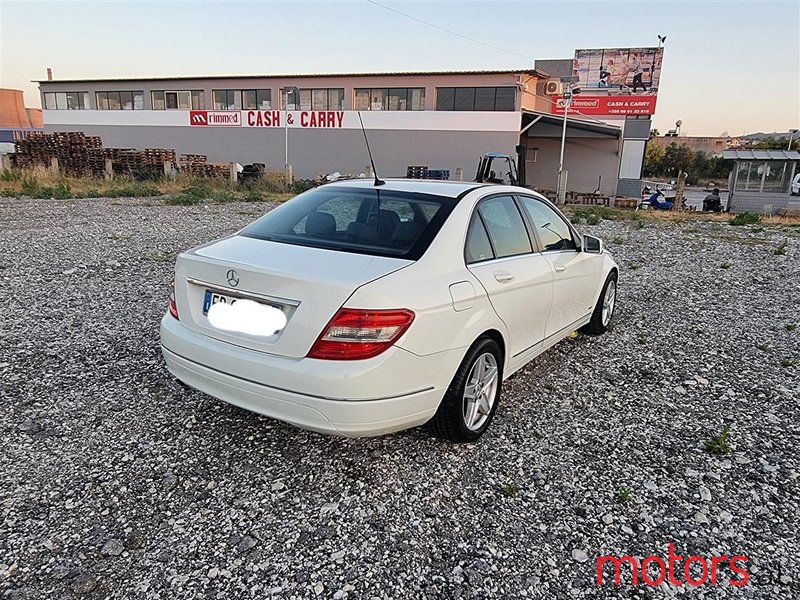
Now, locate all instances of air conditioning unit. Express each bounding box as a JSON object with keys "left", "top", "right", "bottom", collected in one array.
[{"left": 544, "top": 80, "right": 563, "bottom": 95}]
